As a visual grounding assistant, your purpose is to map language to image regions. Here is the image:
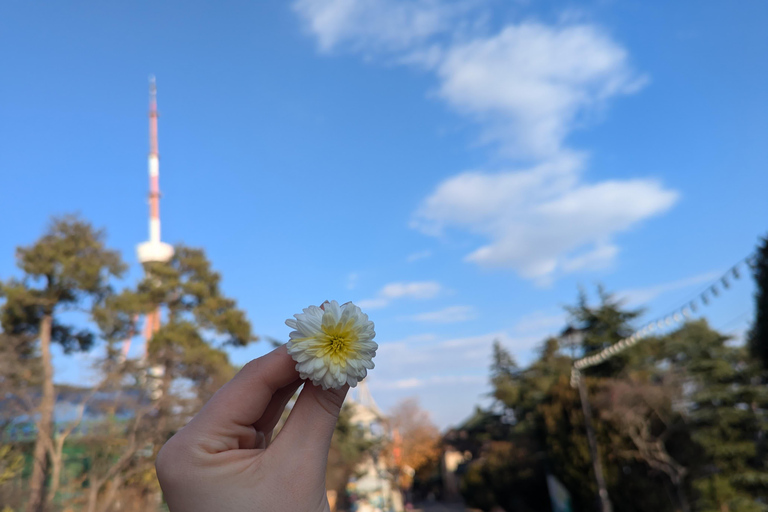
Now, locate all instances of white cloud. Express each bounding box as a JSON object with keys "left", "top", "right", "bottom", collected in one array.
[
  {"left": 514, "top": 310, "right": 566, "bottom": 334},
  {"left": 295, "top": 2, "right": 645, "bottom": 158},
  {"left": 619, "top": 271, "right": 720, "bottom": 306},
  {"left": 388, "top": 333, "right": 439, "bottom": 344},
  {"left": 293, "top": 0, "right": 478, "bottom": 53},
  {"left": 346, "top": 272, "right": 359, "bottom": 290},
  {"left": 357, "top": 297, "right": 391, "bottom": 309},
  {"left": 375, "top": 330, "right": 539, "bottom": 377},
  {"left": 375, "top": 377, "right": 425, "bottom": 390},
  {"left": 372, "top": 374, "right": 486, "bottom": 390},
  {"left": 435, "top": 22, "right": 647, "bottom": 158},
  {"left": 403, "top": 305, "right": 476, "bottom": 323},
  {"left": 368, "top": 330, "right": 546, "bottom": 427},
  {"left": 561, "top": 242, "right": 619, "bottom": 273},
  {"left": 368, "top": 330, "right": 541, "bottom": 415},
  {"left": 413, "top": 155, "right": 678, "bottom": 281},
  {"left": 407, "top": 250, "right": 433, "bottom": 262},
  {"left": 381, "top": 281, "right": 441, "bottom": 299},
  {"left": 294, "top": 1, "right": 678, "bottom": 283},
  {"left": 358, "top": 280, "right": 442, "bottom": 309}
]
